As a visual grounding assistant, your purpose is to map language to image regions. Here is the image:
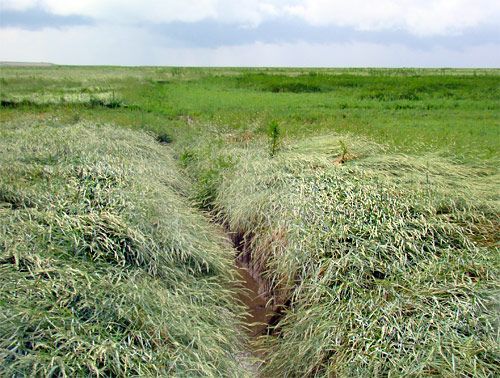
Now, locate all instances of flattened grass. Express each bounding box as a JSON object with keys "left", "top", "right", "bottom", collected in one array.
[
  {"left": 0, "top": 122, "right": 249, "bottom": 376},
  {"left": 197, "top": 133, "right": 499, "bottom": 377},
  {"left": 1, "top": 66, "right": 499, "bottom": 377}
]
